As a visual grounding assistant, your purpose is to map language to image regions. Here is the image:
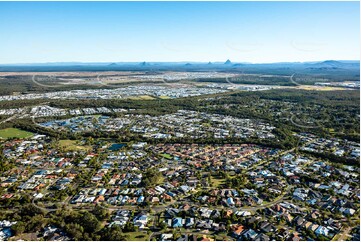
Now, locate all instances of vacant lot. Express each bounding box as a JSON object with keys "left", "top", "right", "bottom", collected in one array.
[
  {"left": 159, "top": 95, "right": 171, "bottom": 99},
  {"left": 293, "top": 85, "right": 347, "bottom": 91},
  {"left": 0, "top": 128, "right": 33, "bottom": 139},
  {"left": 128, "top": 95, "right": 156, "bottom": 100},
  {"left": 58, "top": 139, "right": 92, "bottom": 151}
]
